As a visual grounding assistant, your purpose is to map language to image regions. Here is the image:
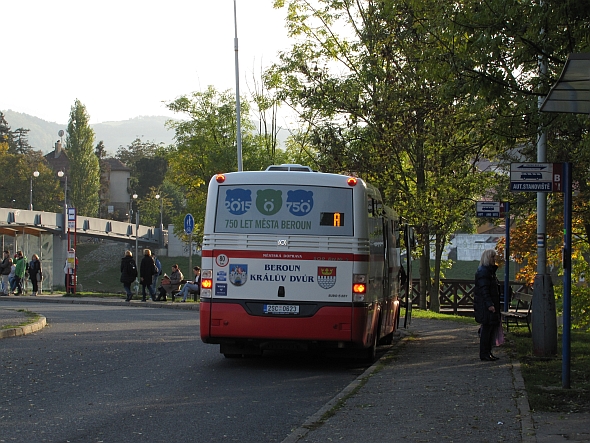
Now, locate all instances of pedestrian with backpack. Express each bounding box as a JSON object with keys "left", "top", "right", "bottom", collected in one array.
[
  {"left": 120, "top": 250, "right": 137, "bottom": 302},
  {"left": 151, "top": 253, "right": 162, "bottom": 296}
]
